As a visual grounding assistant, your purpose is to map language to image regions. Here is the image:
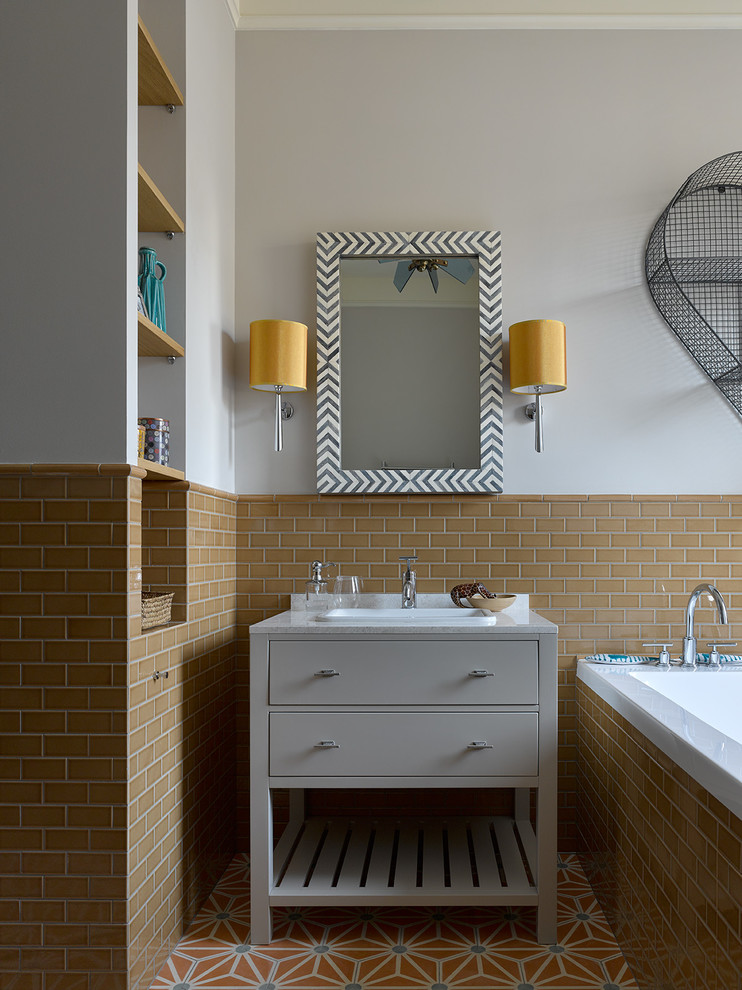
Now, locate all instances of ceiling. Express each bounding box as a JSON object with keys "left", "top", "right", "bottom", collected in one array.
[{"left": 231, "top": 0, "right": 742, "bottom": 29}]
